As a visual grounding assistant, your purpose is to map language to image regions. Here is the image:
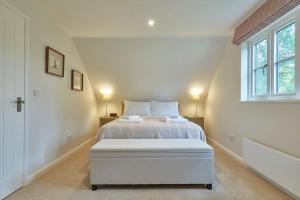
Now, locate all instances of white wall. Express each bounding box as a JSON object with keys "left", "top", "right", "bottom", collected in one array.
[
  {"left": 98, "top": 101, "right": 205, "bottom": 117},
  {"left": 205, "top": 42, "right": 300, "bottom": 159},
  {"left": 7, "top": 0, "right": 98, "bottom": 176}
]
